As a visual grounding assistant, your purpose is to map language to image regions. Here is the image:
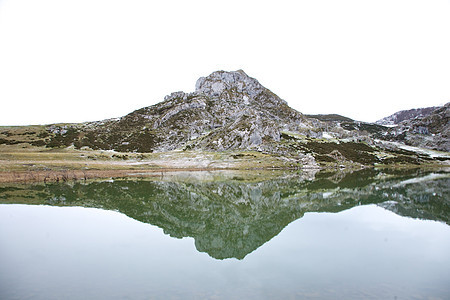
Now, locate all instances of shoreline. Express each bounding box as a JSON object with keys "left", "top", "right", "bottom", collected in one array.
[
  {"left": 0, "top": 146, "right": 448, "bottom": 184},
  {"left": 0, "top": 167, "right": 237, "bottom": 184},
  {"left": 1, "top": 164, "right": 448, "bottom": 184}
]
